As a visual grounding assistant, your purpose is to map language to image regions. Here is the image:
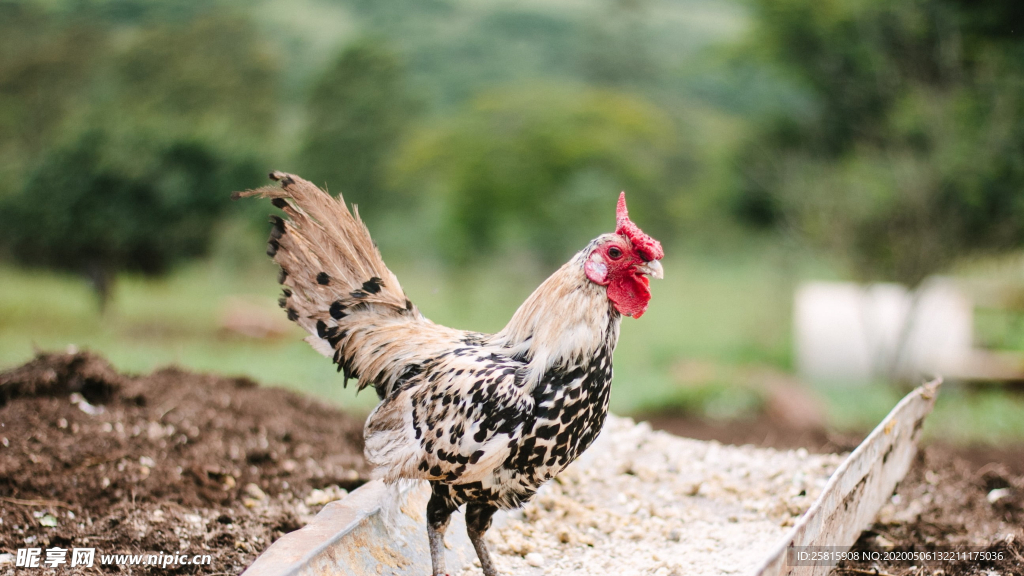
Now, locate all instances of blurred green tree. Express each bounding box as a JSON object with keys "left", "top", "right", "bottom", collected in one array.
[
  {"left": 735, "top": 0, "right": 1024, "bottom": 287},
  {"left": 107, "top": 13, "right": 279, "bottom": 143},
  {"left": 299, "top": 39, "right": 418, "bottom": 218},
  {"left": 393, "top": 84, "right": 680, "bottom": 264},
  {"left": 0, "top": 4, "right": 106, "bottom": 198},
  {"left": 0, "top": 130, "right": 262, "bottom": 309},
  {"left": 0, "top": 10, "right": 279, "bottom": 309}
]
